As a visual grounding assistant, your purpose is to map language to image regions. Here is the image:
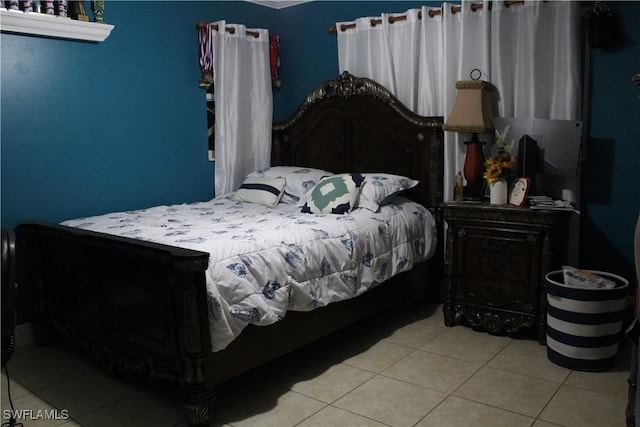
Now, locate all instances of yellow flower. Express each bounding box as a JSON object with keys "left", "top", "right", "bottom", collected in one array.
[
  {"left": 484, "top": 126, "right": 517, "bottom": 183},
  {"left": 484, "top": 153, "right": 516, "bottom": 183}
]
